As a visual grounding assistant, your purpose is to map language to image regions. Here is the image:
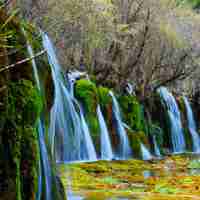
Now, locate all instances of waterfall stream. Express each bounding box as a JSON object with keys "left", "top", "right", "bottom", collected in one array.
[
  {"left": 42, "top": 32, "right": 97, "bottom": 162},
  {"left": 80, "top": 106, "right": 97, "bottom": 161},
  {"left": 158, "top": 87, "right": 186, "bottom": 153},
  {"left": 183, "top": 97, "right": 200, "bottom": 153},
  {"left": 109, "top": 91, "right": 132, "bottom": 159},
  {"left": 140, "top": 143, "right": 153, "bottom": 160},
  {"left": 38, "top": 122, "right": 52, "bottom": 200},
  {"left": 27, "top": 42, "right": 52, "bottom": 200},
  {"left": 97, "top": 105, "right": 113, "bottom": 160},
  {"left": 153, "top": 136, "right": 161, "bottom": 157}
]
